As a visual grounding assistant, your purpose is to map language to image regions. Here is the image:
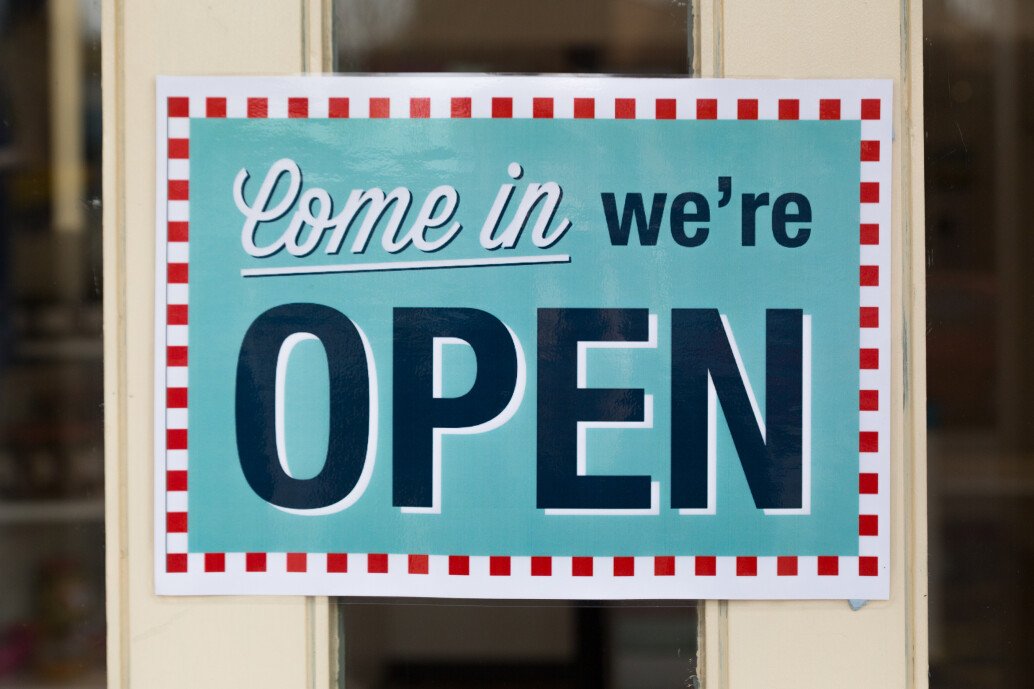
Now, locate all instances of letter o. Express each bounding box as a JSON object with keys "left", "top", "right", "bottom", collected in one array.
[{"left": 236, "top": 303, "right": 373, "bottom": 511}]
